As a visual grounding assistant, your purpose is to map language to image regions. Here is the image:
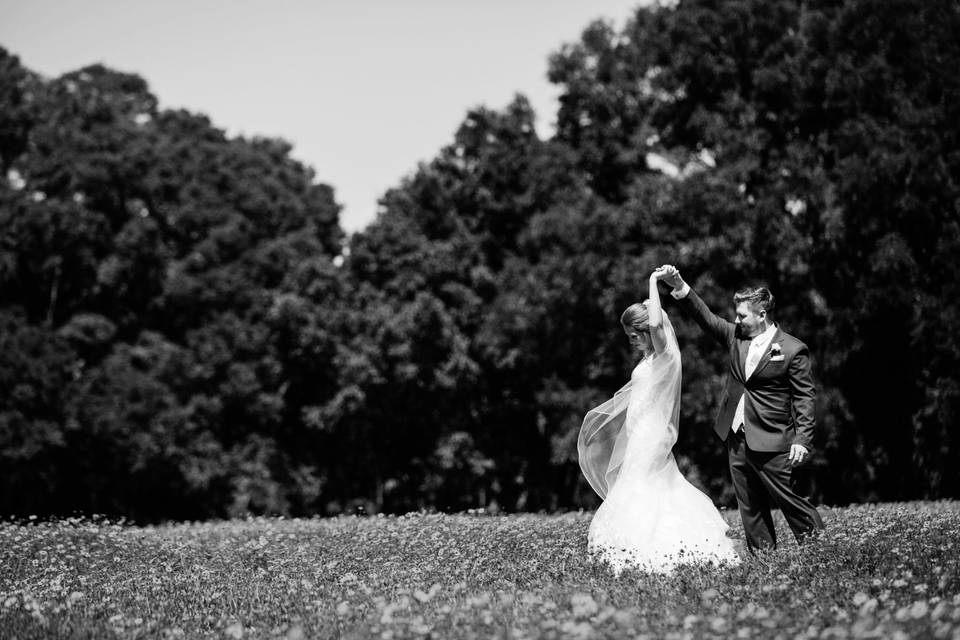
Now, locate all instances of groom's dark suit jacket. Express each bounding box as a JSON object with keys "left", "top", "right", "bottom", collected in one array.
[{"left": 678, "top": 287, "right": 816, "bottom": 452}]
